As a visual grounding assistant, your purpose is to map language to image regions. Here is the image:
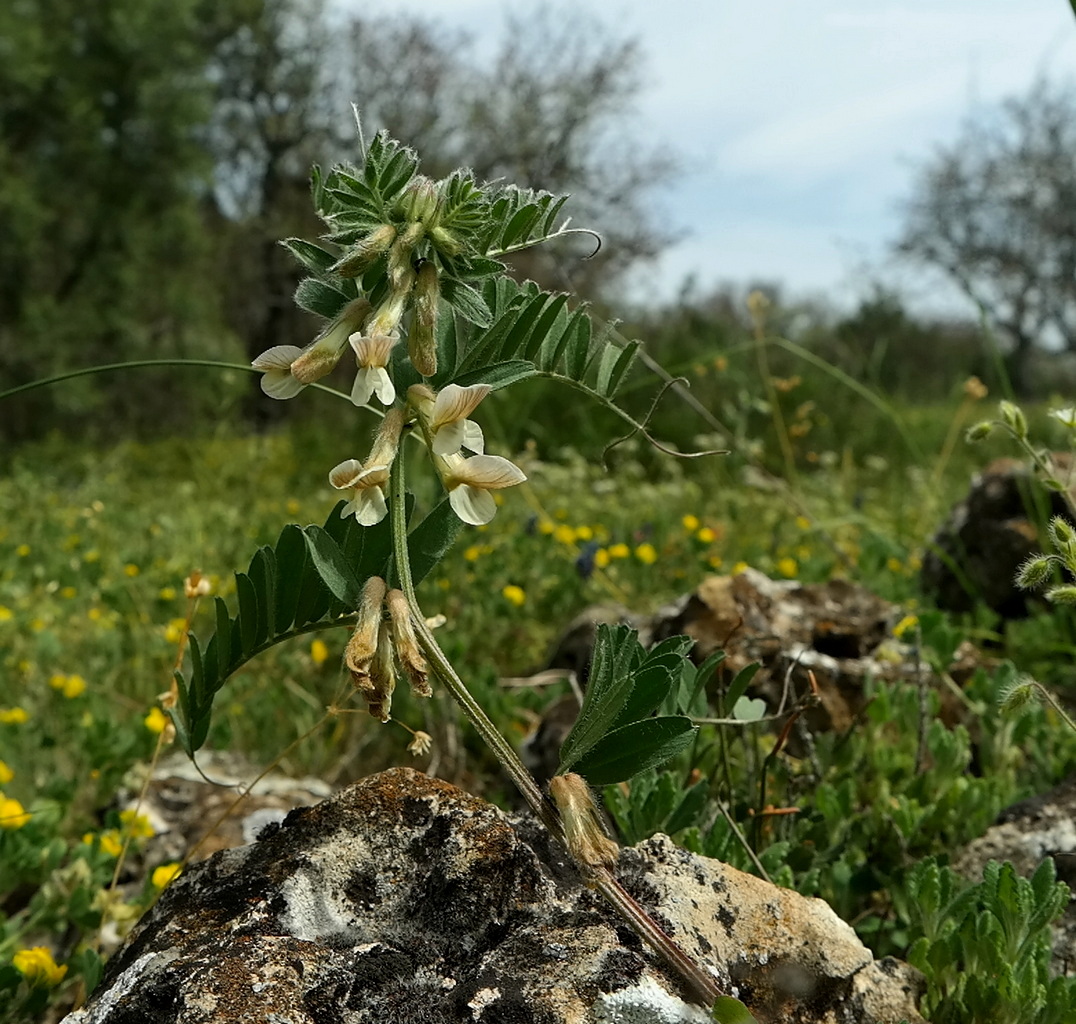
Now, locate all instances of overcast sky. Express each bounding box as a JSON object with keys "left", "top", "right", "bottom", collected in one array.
[{"left": 357, "top": 1, "right": 1076, "bottom": 314}]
